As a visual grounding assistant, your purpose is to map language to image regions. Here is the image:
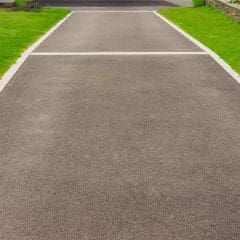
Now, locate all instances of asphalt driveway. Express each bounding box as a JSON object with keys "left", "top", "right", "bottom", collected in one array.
[
  {"left": 40, "top": 0, "right": 179, "bottom": 11},
  {"left": 0, "top": 5, "right": 240, "bottom": 240},
  {"left": 35, "top": 12, "right": 200, "bottom": 52}
]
